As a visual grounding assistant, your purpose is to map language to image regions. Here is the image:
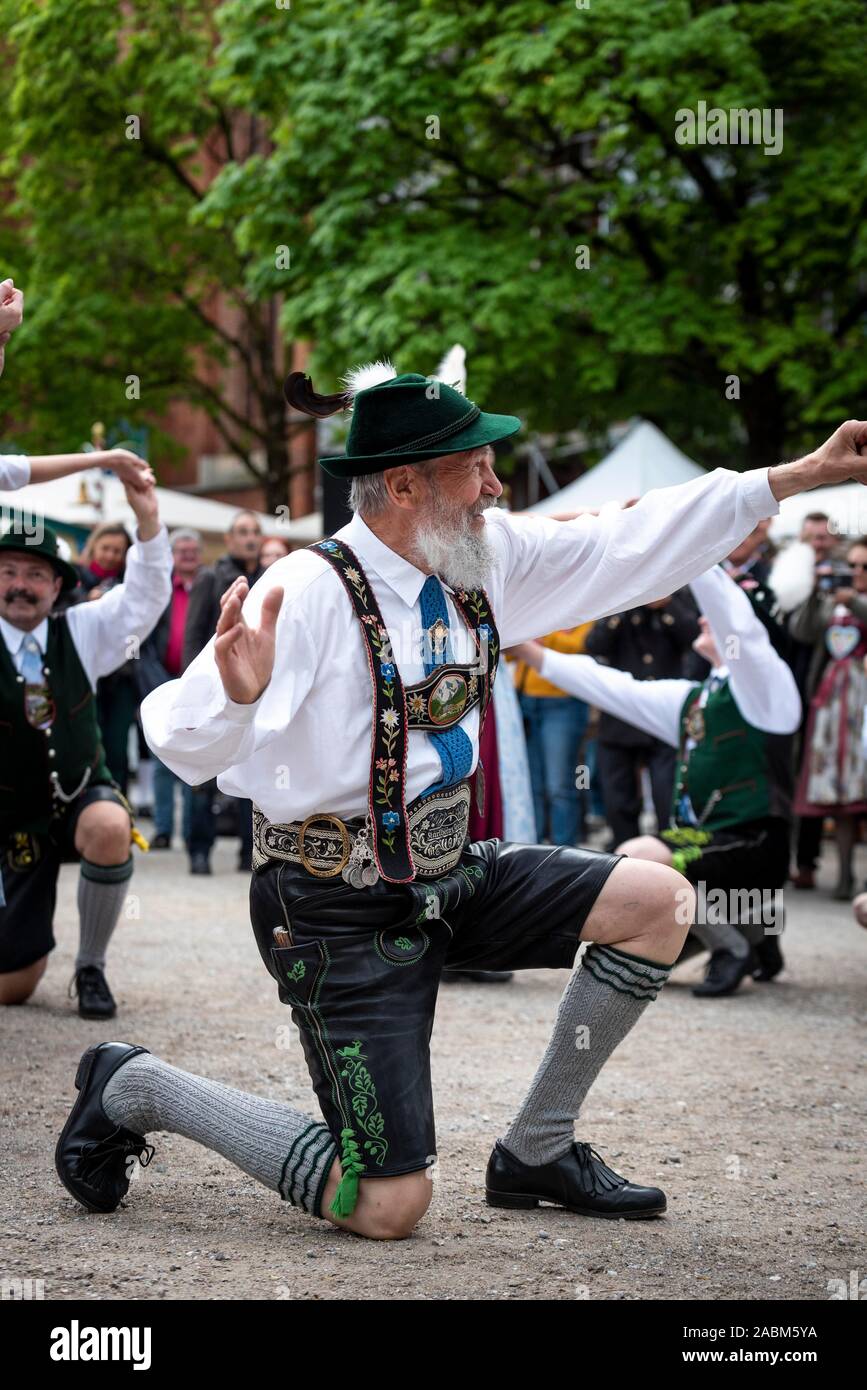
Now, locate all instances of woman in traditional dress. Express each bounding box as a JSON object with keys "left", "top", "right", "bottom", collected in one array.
[{"left": 790, "top": 537, "right": 867, "bottom": 898}]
